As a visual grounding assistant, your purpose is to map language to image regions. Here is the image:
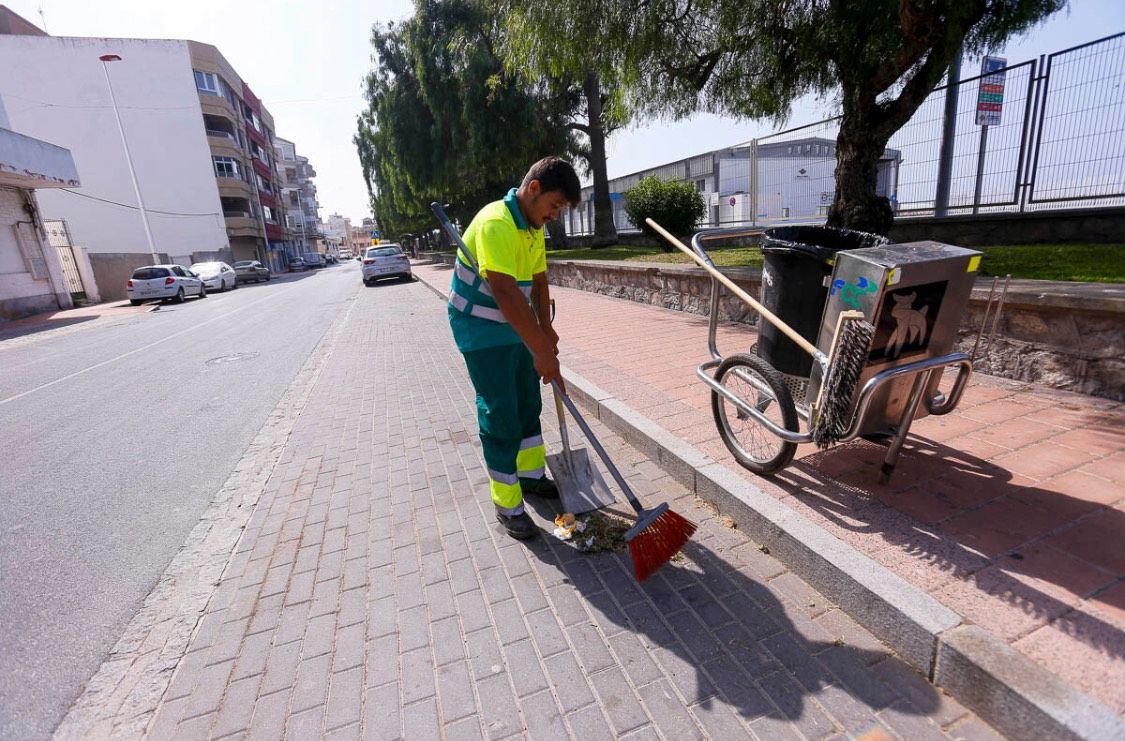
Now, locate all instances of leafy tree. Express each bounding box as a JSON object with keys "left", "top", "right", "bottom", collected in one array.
[
  {"left": 500, "top": 0, "right": 1065, "bottom": 235},
  {"left": 354, "top": 0, "right": 578, "bottom": 238},
  {"left": 624, "top": 176, "right": 706, "bottom": 247},
  {"left": 501, "top": 5, "right": 631, "bottom": 246}
]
